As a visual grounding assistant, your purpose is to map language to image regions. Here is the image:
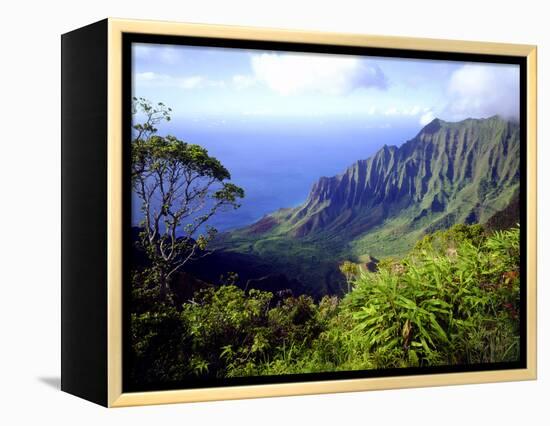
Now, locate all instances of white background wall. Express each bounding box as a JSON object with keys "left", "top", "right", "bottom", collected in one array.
[{"left": 0, "top": 0, "right": 546, "bottom": 424}]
